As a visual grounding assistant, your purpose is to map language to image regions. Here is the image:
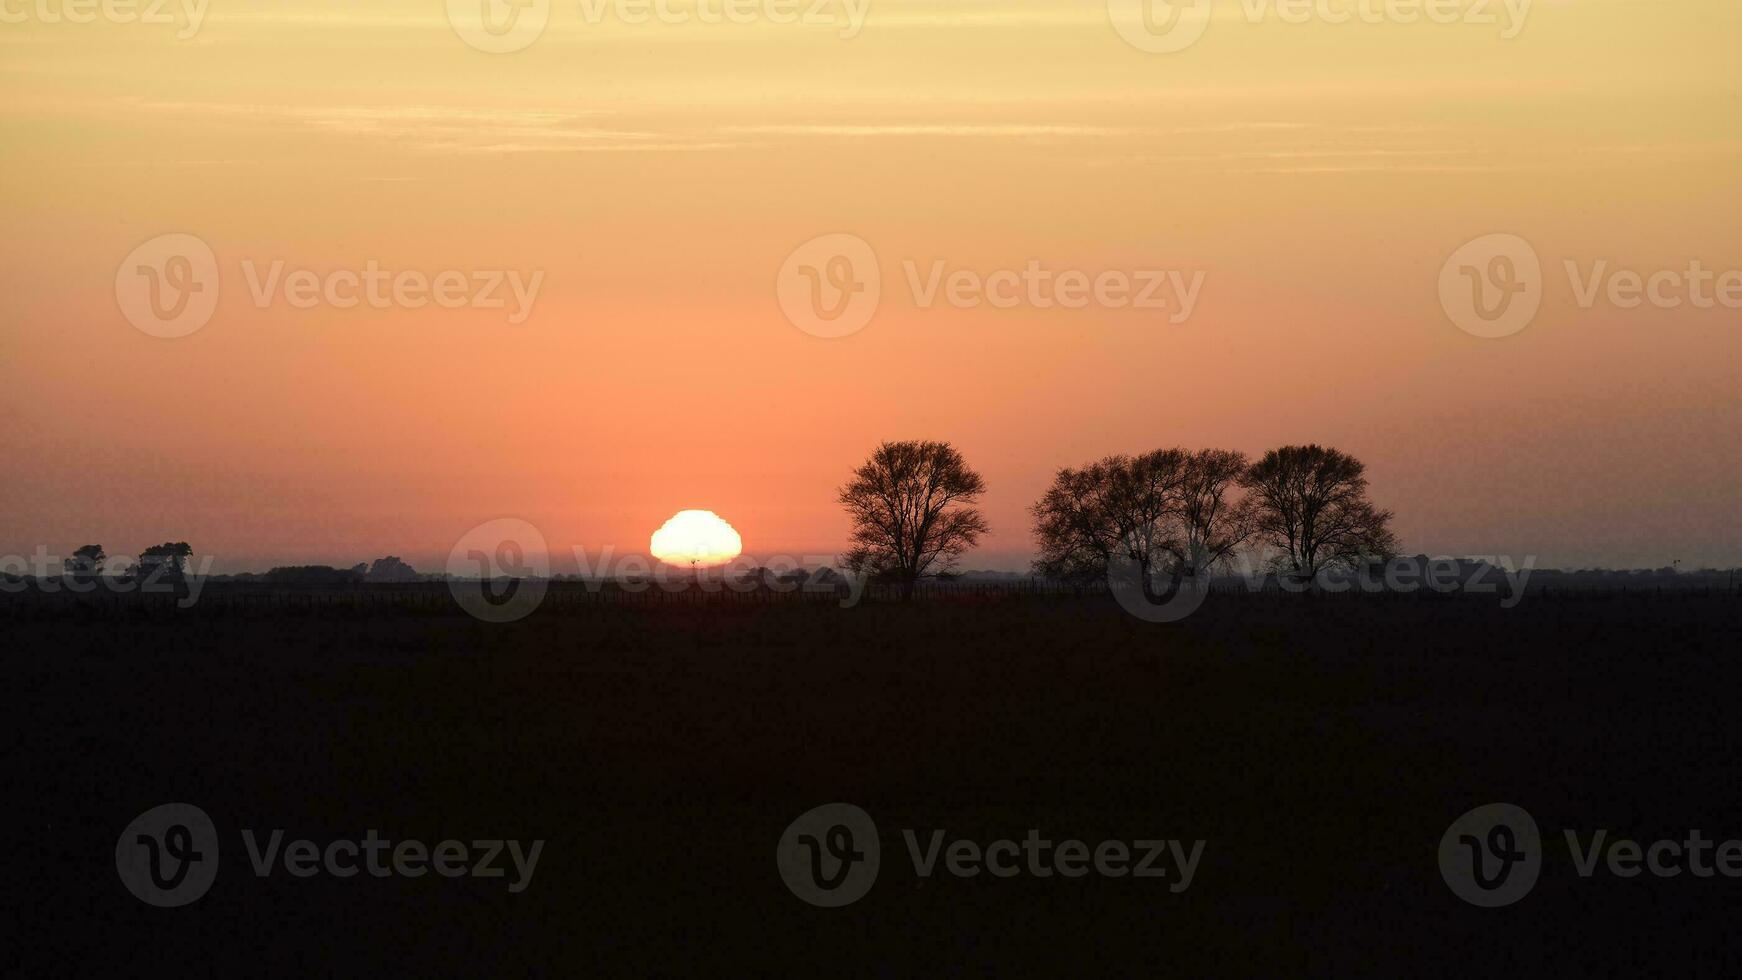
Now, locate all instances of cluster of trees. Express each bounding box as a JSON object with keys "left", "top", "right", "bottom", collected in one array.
[
  {"left": 1034, "top": 444, "right": 1397, "bottom": 599},
  {"left": 63, "top": 542, "right": 193, "bottom": 582},
  {"left": 1031, "top": 448, "right": 1252, "bottom": 600},
  {"left": 838, "top": 440, "right": 1397, "bottom": 598}
]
